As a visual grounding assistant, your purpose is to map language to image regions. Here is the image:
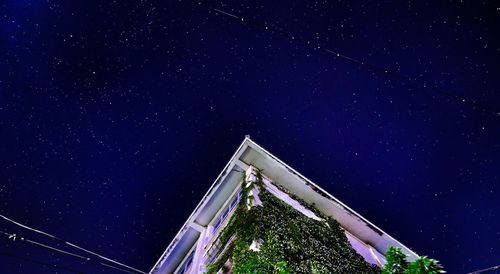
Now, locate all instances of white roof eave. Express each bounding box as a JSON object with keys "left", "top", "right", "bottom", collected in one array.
[{"left": 150, "top": 137, "right": 418, "bottom": 273}]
